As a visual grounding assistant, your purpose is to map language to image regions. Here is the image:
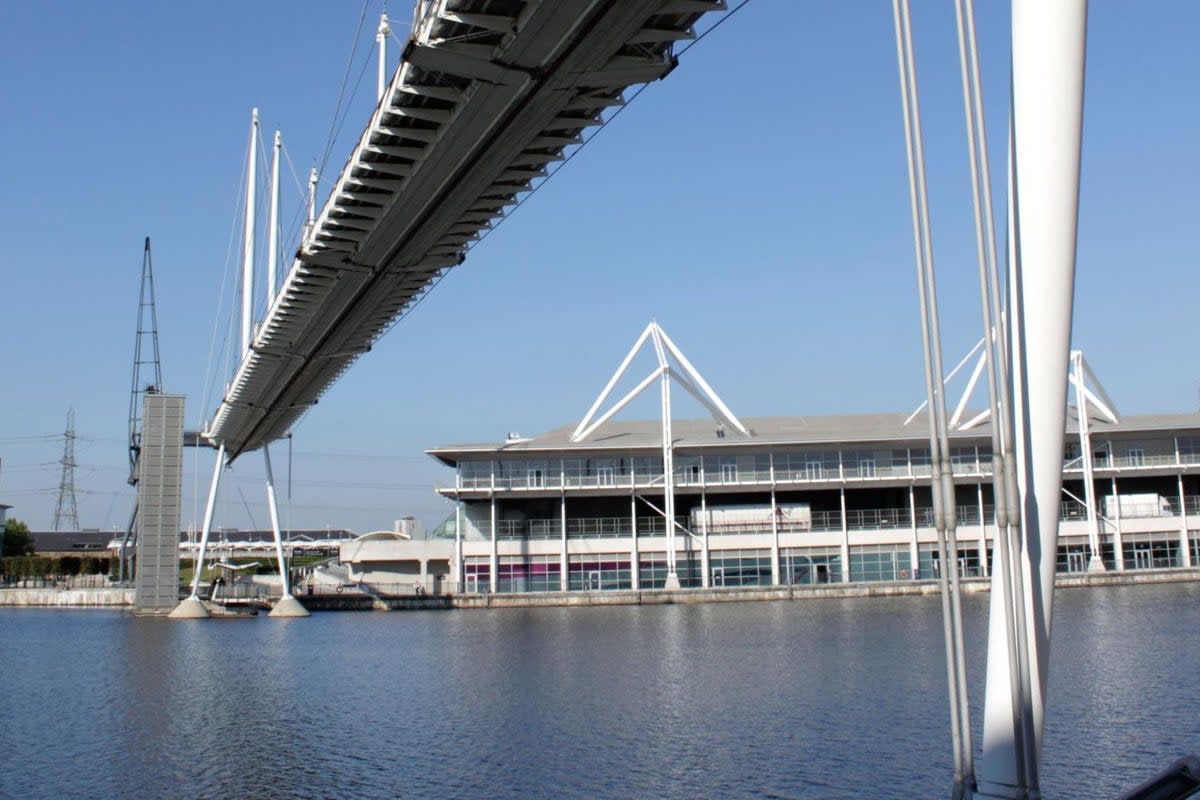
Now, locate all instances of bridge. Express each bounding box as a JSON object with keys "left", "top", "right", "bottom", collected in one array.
[
  {"left": 206, "top": 0, "right": 725, "bottom": 461},
  {"left": 164, "top": 2, "right": 1104, "bottom": 798}
]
